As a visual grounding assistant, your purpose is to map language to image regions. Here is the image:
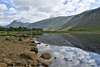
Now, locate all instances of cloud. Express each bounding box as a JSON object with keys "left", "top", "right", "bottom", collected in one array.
[
  {"left": 7, "top": 7, "right": 17, "bottom": 14},
  {"left": 37, "top": 43, "right": 100, "bottom": 67},
  {"left": 0, "top": 0, "right": 100, "bottom": 26},
  {"left": 0, "top": 21, "right": 10, "bottom": 26},
  {"left": 0, "top": 4, "right": 8, "bottom": 11},
  {"left": 11, "top": 0, "right": 98, "bottom": 22}
]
